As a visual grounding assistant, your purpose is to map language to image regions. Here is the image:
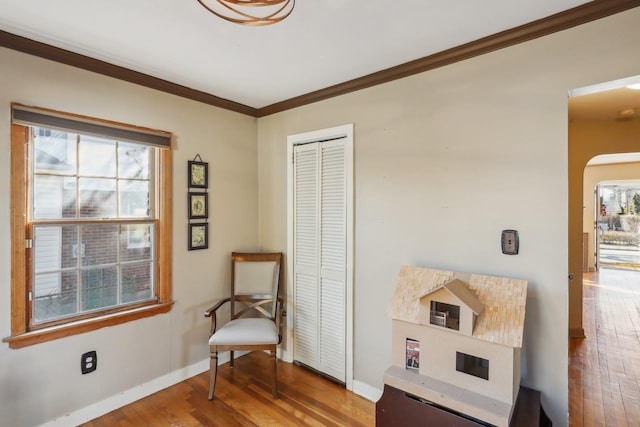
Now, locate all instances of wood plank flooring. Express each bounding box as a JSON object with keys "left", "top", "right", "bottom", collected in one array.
[
  {"left": 80, "top": 351, "right": 375, "bottom": 426},
  {"left": 570, "top": 267, "right": 640, "bottom": 427},
  {"left": 78, "top": 267, "right": 640, "bottom": 427}
]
